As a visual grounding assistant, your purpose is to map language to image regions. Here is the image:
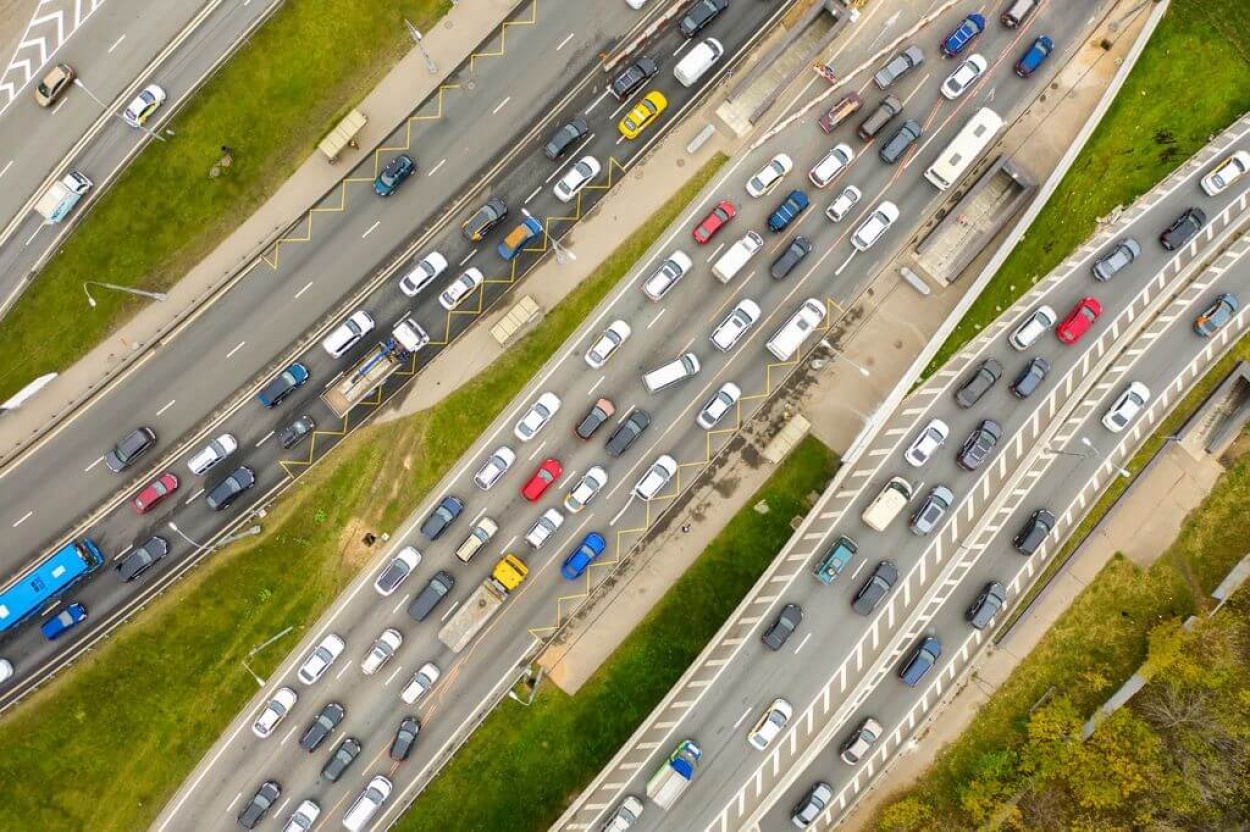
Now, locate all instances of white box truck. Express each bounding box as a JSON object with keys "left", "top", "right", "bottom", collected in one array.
[{"left": 35, "top": 171, "right": 92, "bottom": 223}]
